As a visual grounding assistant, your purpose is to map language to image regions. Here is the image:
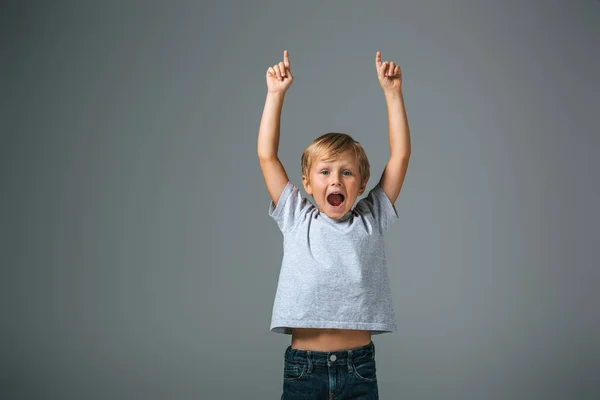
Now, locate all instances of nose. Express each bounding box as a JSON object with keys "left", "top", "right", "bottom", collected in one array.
[{"left": 331, "top": 172, "right": 342, "bottom": 185}]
